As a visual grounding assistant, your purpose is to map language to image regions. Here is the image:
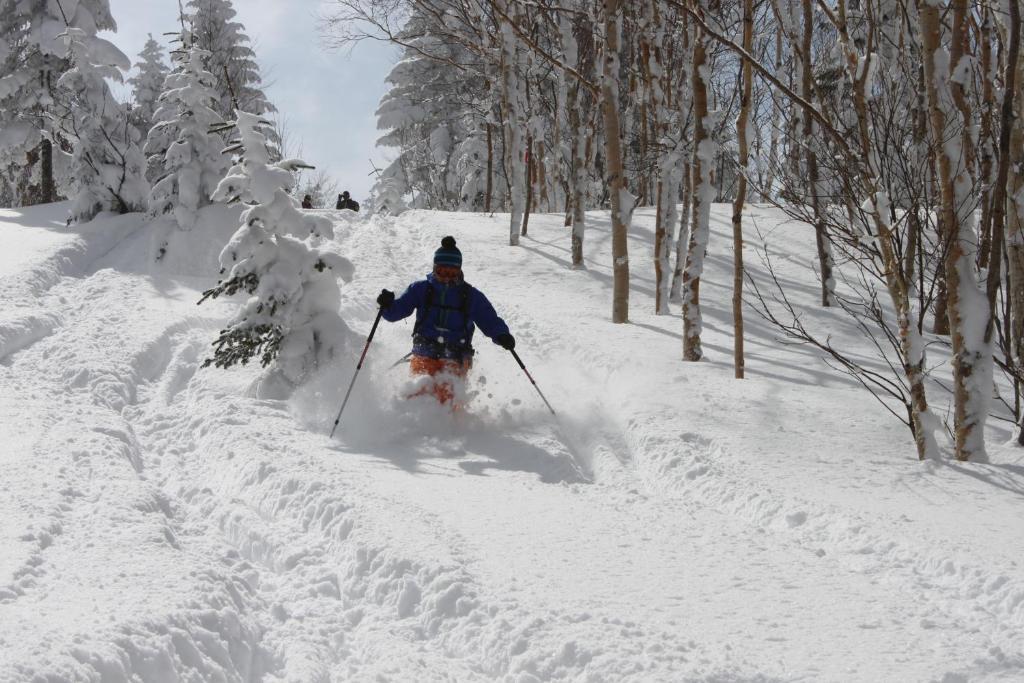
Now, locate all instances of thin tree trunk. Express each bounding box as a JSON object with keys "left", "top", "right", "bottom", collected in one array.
[
  {"left": 670, "top": 12, "right": 693, "bottom": 303},
  {"left": 501, "top": 17, "right": 524, "bottom": 246},
  {"left": 671, "top": 160, "right": 692, "bottom": 301},
  {"left": 40, "top": 138, "right": 54, "bottom": 204},
  {"left": 978, "top": 4, "right": 996, "bottom": 270},
  {"left": 986, "top": 0, "right": 1019, "bottom": 344},
  {"left": 683, "top": 14, "right": 713, "bottom": 360},
  {"left": 522, "top": 135, "right": 533, "bottom": 236},
  {"left": 485, "top": 122, "right": 494, "bottom": 213},
  {"left": 920, "top": 0, "right": 989, "bottom": 461},
  {"left": 992, "top": 0, "right": 1024, "bottom": 442},
  {"left": 553, "top": 25, "right": 569, "bottom": 217},
  {"left": 762, "top": 23, "right": 783, "bottom": 201},
  {"left": 602, "top": 0, "right": 630, "bottom": 323},
  {"left": 831, "top": 0, "right": 936, "bottom": 459},
  {"left": 732, "top": 0, "right": 753, "bottom": 379},
  {"left": 801, "top": 0, "right": 834, "bottom": 307},
  {"left": 564, "top": 13, "right": 590, "bottom": 269},
  {"left": 648, "top": 0, "right": 673, "bottom": 315}
]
